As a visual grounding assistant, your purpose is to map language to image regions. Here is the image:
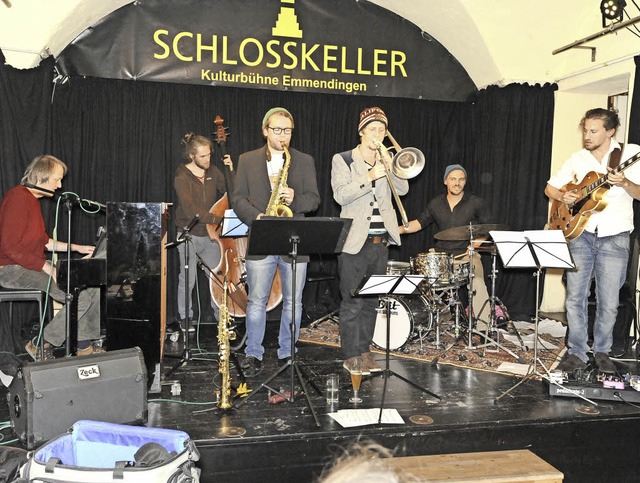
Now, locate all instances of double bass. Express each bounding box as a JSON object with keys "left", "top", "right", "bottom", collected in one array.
[{"left": 206, "top": 115, "right": 282, "bottom": 317}]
